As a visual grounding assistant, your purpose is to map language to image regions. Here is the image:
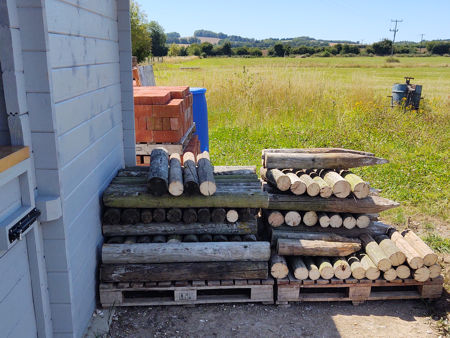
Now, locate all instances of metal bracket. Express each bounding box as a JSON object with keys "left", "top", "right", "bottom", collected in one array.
[{"left": 8, "top": 208, "right": 40, "bottom": 243}]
